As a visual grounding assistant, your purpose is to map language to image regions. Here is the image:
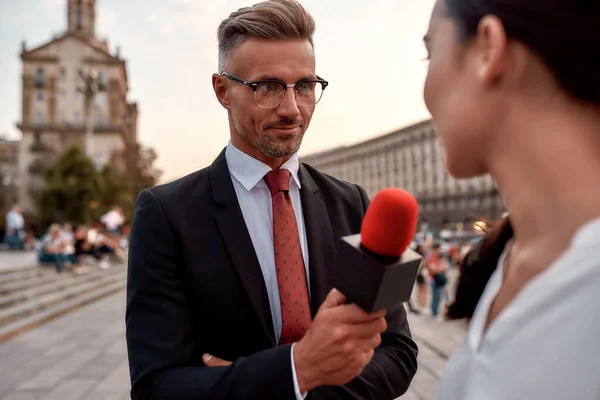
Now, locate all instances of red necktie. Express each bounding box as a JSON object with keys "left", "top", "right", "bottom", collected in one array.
[{"left": 264, "top": 169, "right": 312, "bottom": 345}]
